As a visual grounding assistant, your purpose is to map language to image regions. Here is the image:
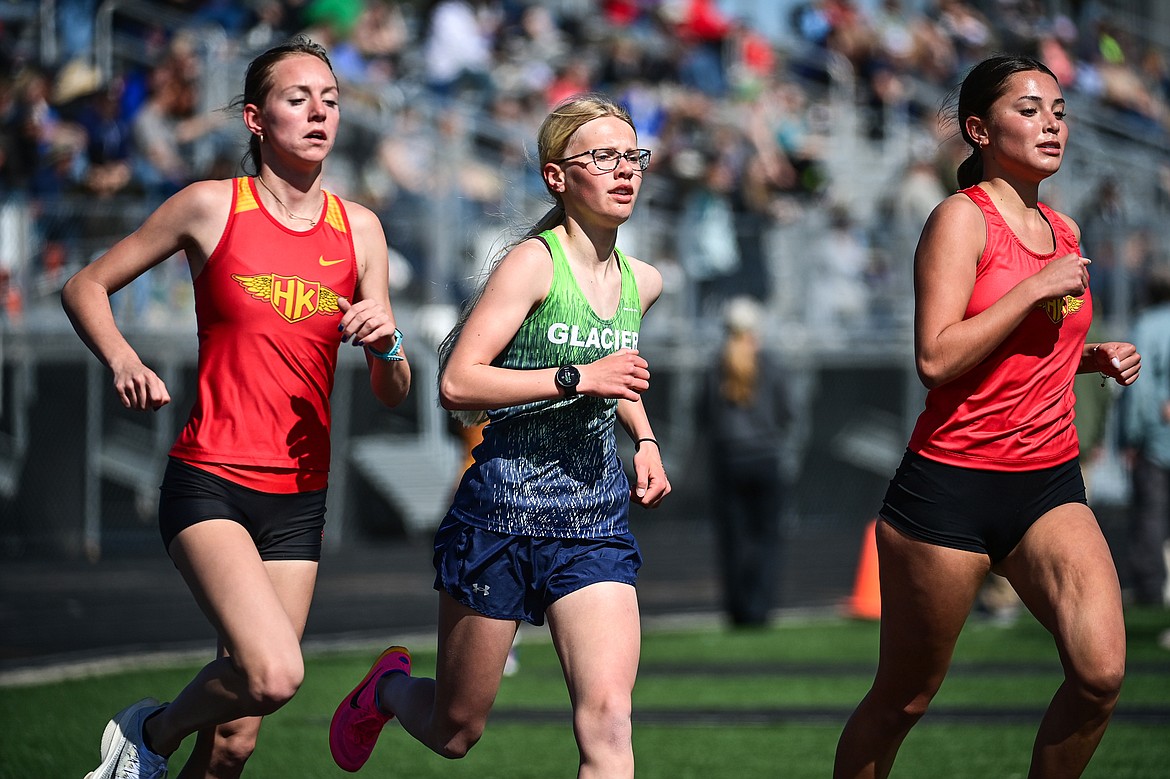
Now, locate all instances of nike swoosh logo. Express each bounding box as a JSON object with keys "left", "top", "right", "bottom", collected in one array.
[{"left": 319, "top": 257, "right": 348, "bottom": 266}]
